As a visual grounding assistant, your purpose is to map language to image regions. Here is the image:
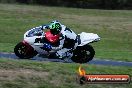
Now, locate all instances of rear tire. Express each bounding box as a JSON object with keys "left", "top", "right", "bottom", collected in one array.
[
  {"left": 14, "top": 42, "right": 37, "bottom": 59},
  {"left": 71, "top": 45, "right": 95, "bottom": 63}
]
